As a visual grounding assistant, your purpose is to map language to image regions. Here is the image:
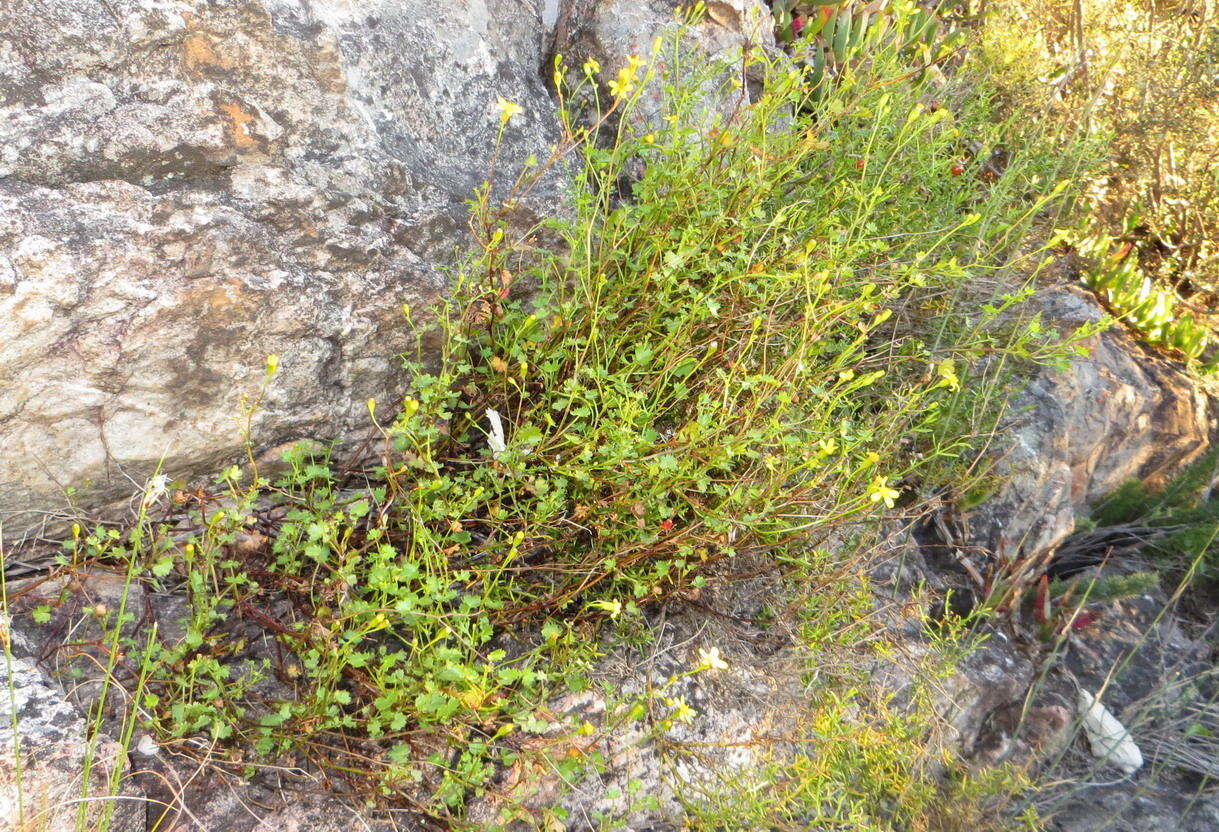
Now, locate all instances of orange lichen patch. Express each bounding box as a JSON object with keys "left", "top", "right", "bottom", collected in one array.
[
  {"left": 183, "top": 283, "right": 259, "bottom": 325},
  {"left": 217, "top": 101, "right": 259, "bottom": 148},
  {"left": 313, "top": 39, "right": 348, "bottom": 95},
  {"left": 182, "top": 33, "right": 232, "bottom": 73}
]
